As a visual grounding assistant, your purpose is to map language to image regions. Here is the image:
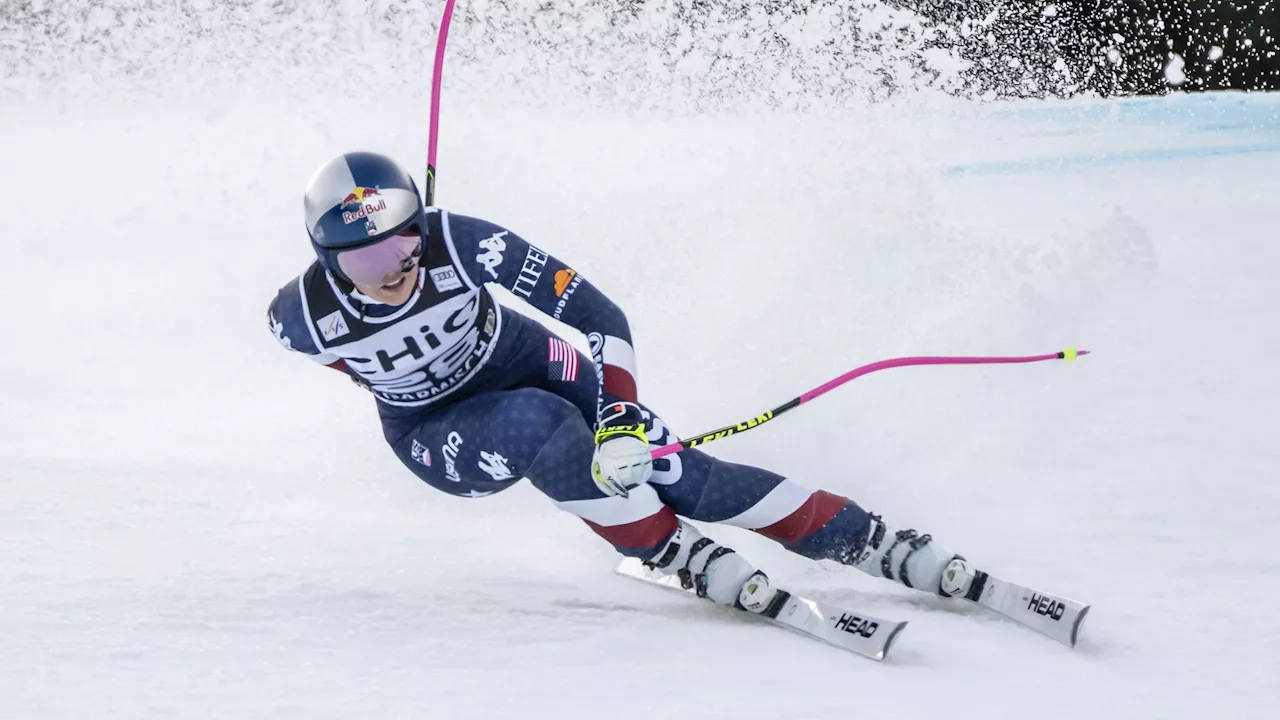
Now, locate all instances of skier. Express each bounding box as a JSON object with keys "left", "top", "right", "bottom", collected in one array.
[{"left": 268, "top": 152, "right": 976, "bottom": 614}]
